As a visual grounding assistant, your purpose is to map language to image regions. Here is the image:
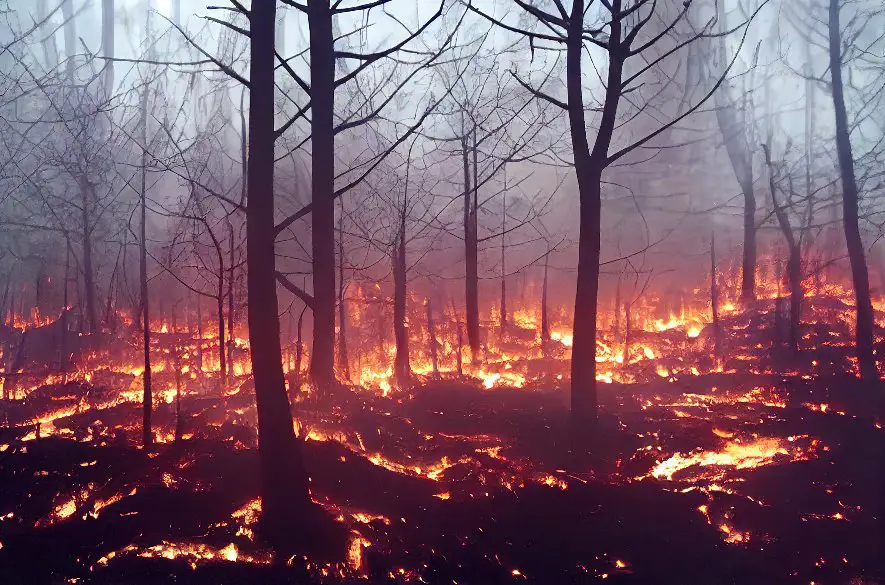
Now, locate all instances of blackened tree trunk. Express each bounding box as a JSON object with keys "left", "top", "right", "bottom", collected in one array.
[
  {"left": 227, "top": 221, "right": 235, "bottom": 384},
  {"left": 204, "top": 221, "right": 228, "bottom": 383},
  {"left": 715, "top": 104, "right": 757, "bottom": 303},
  {"left": 139, "top": 79, "right": 152, "bottom": 448},
  {"left": 217, "top": 292, "right": 226, "bottom": 380},
  {"left": 61, "top": 244, "right": 70, "bottom": 380},
  {"left": 828, "top": 0, "right": 877, "bottom": 381},
  {"left": 713, "top": 0, "right": 756, "bottom": 303},
  {"left": 104, "top": 251, "right": 118, "bottom": 332},
  {"left": 35, "top": 264, "right": 45, "bottom": 317},
  {"left": 569, "top": 0, "right": 622, "bottom": 442},
  {"left": 787, "top": 252, "right": 802, "bottom": 352},
  {"left": 454, "top": 301, "right": 464, "bottom": 376},
  {"left": 499, "top": 187, "right": 507, "bottom": 333},
  {"left": 308, "top": 0, "right": 337, "bottom": 389},
  {"left": 541, "top": 249, "right": 550, "bottom": 352},
  {"left": 740, "top": 193, "right": 757, "bottom": 302},
  {"left": 196, "top": 295, "right": 203, "bottom": 371},
  {"left": 394, "top": 152, "right": 413, "bottom": 388},
  {"left": 174, "top": 350, "right": 182, "bottom": 441},
  {"left": 246, "top": 0, "right": 310, "bottom": 545},
  {"left": 80, "top": 177, "right": 97, "bottom": 334},
  {"left": 393, "top": 230, "right": 409, "bottom": 388},
  {"left": 763, "top": 144, "right": 801, "bottom": 352},
  {"left": 464, "top": 127, "right": 480, "bottom": 359}
]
